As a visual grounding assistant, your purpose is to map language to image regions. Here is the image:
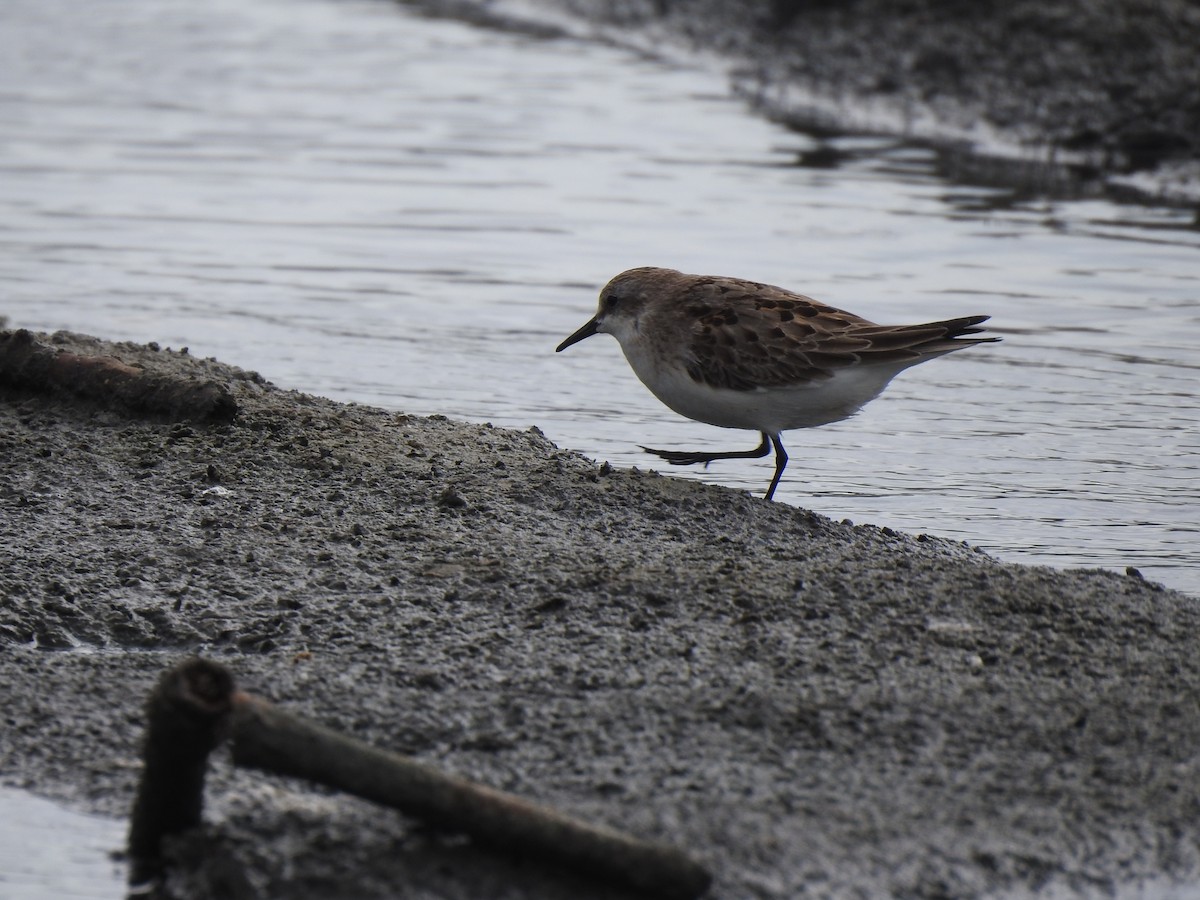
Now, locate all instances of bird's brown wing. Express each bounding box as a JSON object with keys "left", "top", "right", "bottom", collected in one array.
[{"left": 677, "top": 276, "right": 992, "bottom": 391}]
